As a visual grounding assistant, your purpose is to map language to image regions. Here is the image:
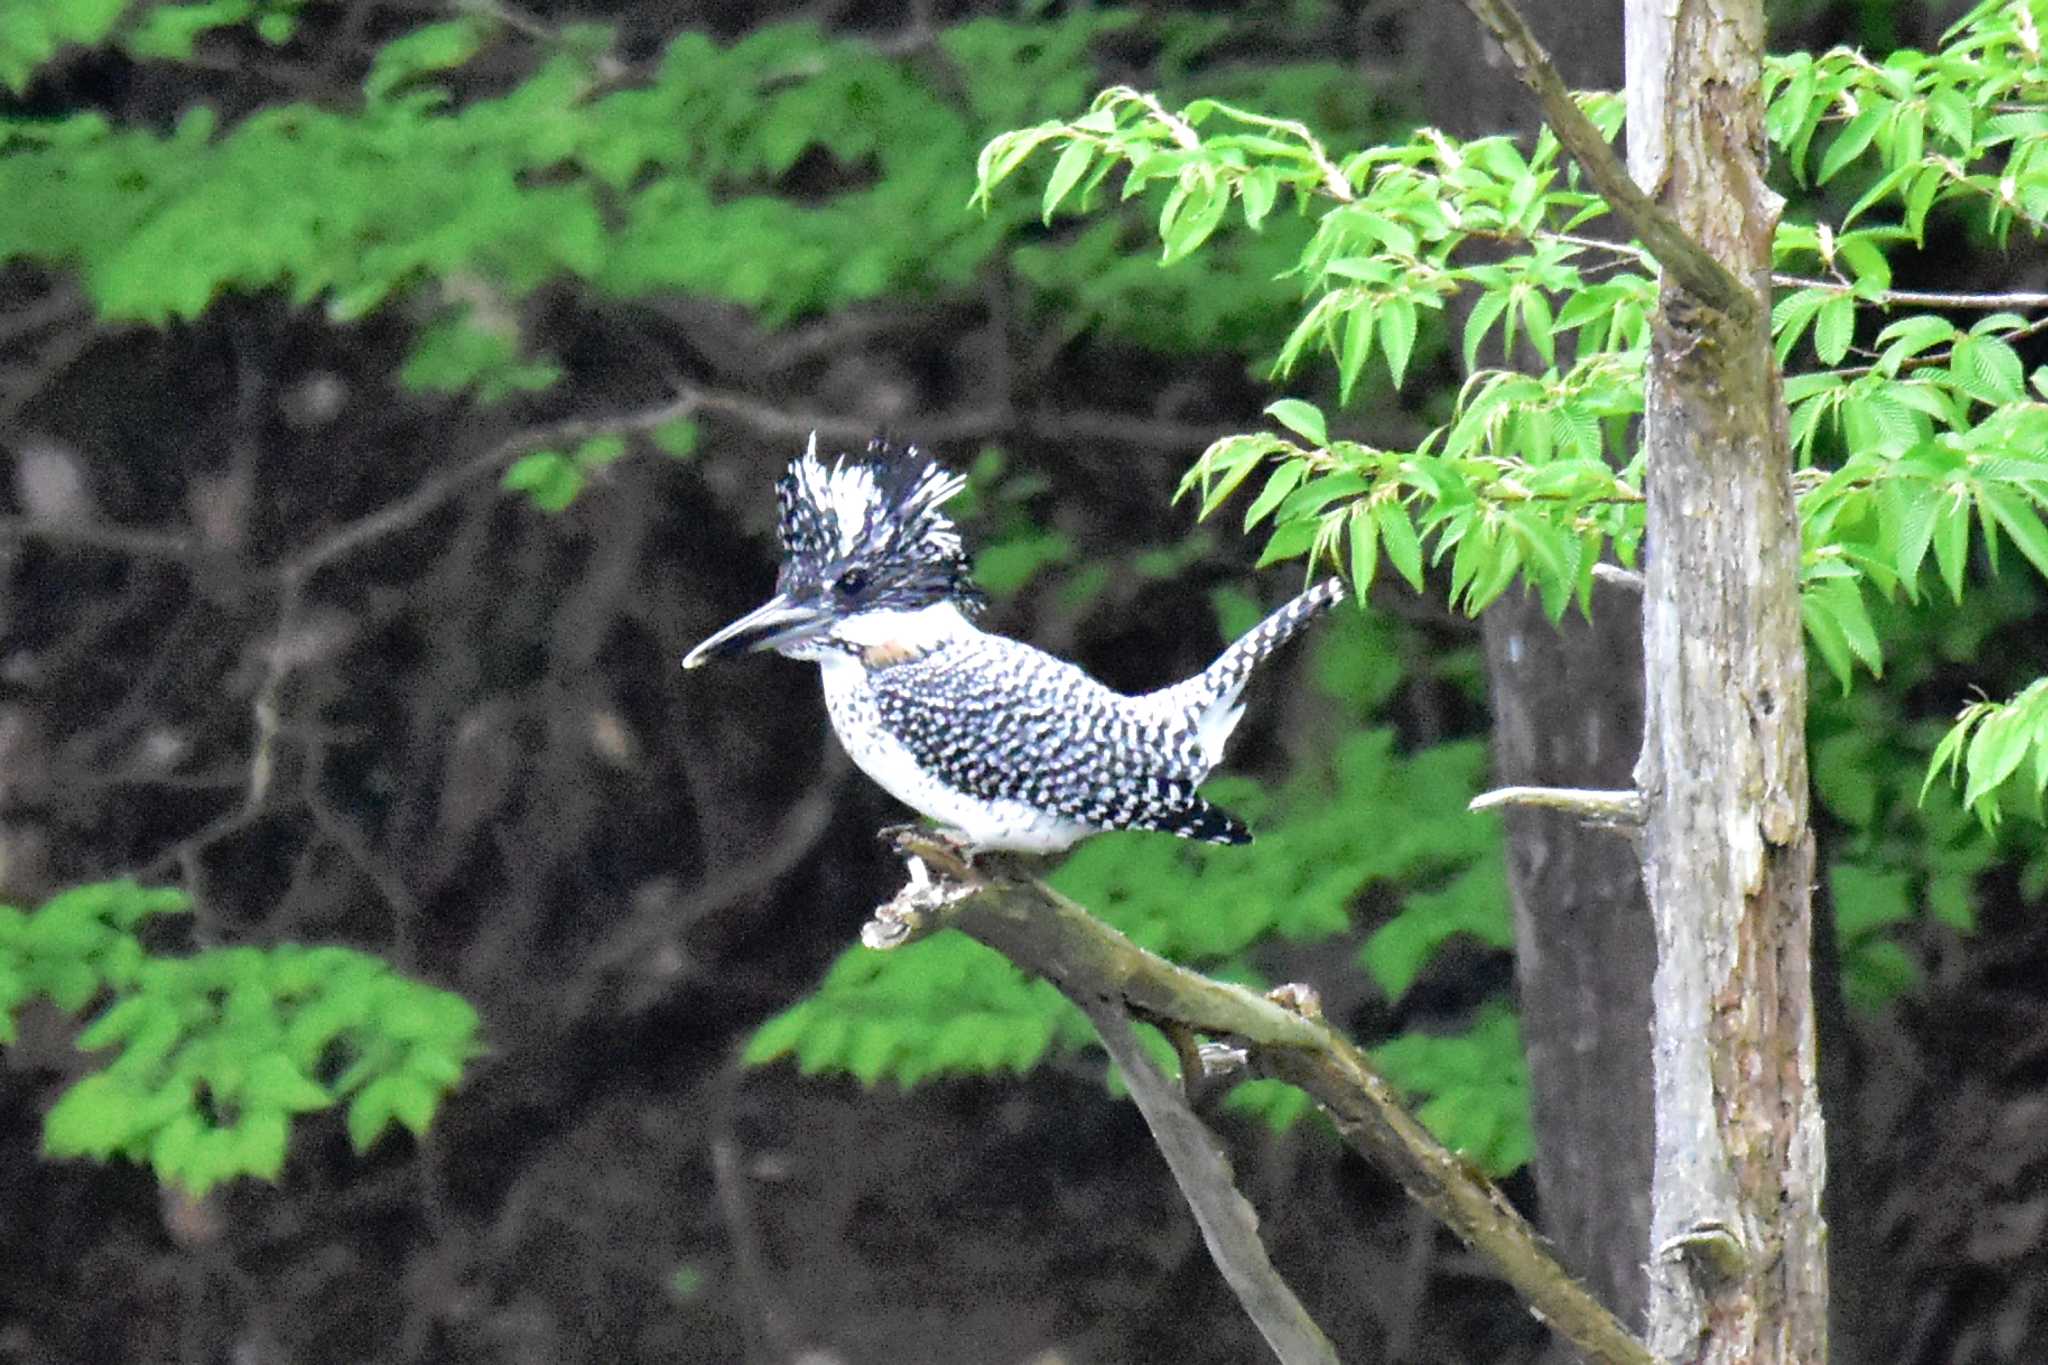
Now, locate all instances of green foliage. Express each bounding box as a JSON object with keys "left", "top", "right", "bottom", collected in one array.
[
  {"left": 1373, "top": 1004, "right": 1530, "bottom": 1177},
  {"left": 973, "top": 4, "right": 2048, "bottom": 704},
  {"left": 1929, "top": 678, "right": 2048, "bottom": 826},
  {"left": 2, "top": 881, "right": 480, "bottom": 1196},
  {"left": 0, "top": 0, "right": 310, "bottom": 90}
]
